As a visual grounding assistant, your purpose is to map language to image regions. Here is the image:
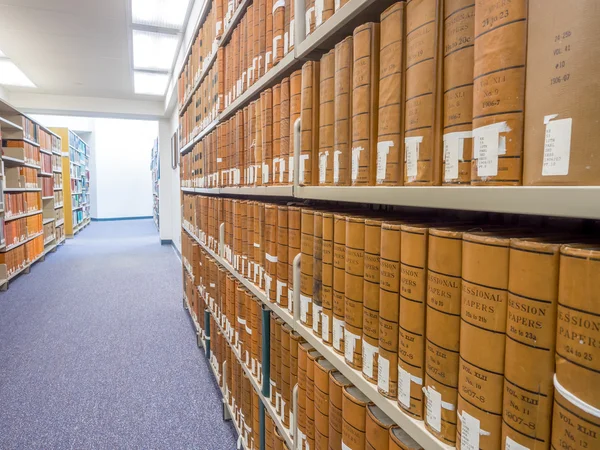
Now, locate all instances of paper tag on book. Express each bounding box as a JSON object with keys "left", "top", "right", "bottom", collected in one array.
[
  {"left": 378, "top": 355, "right": 390, "bottom": 393},
  {"left": 289, "top": 19, "right": 295, "bottom": 47},
  {"left": 279, "top": 158, "right": 286, "bottom": 183},
  {"left": 300, "top": 294, "right": 311, "bottom": 323},
  {"left": 276, "top": 280, "right": 286, "bottom": 304},
  {"left": 312, "top": 304, "right": 322, "bottom": 334},
  {"left": 315, "top": 0, "right": 324, "bottom": 26},
  {"left": 299, "top": 154, "right": 309, "bottom": 184},
  {"left": 305, "top": 7, "right": 315, "bottom": 36},
  {"left": 460, "top": 411, "right": 484, "bottom": 450},
  {"left": 425, "top": 386, "right": 442, "bottom": 432},
  {"left": 273, "top": 36, "right": 282, "bottom": 60},
  {"left": 505, "top": 436, "right": 530, "bottom": 450},
  {"left": 284, "top": 32, "right": 289, "bottom": 54},
  {"left": 335, "top": 0, "right": 341, "bottom": 10},
  {"left": 473, "top": 122, "right": 511, "bottom": 177},
  {"left": 542, "top": 115, "right": 572, "bottom": 176},
  {"left": 362, "top": 339, "right": 378, "bottom": 379},
  {"left": 321, "top": 313, "right": 329, "bottom": 339},
  {"left": 264, "top": 273, "right": 272, "bottom": 294},
  {"left": 333, "top": 150, "right": 342, "bottom": 183},
  {"left": 288, "top": 156, "right": 294, "bottom": 183},
  {"left": 332, "top": 317, "right": 344, "bottom": 351},
  {"left": 443, "top": 131, "right": 472, "bottom": 181},
  {"left": 319, "top": 151, "right": 328, "bottom": 184},
  {"left": 376, "top": 141, "right": 393, "bottom": 182},
  {"left": 287, "top": 288, "right": 293, "bottom": 313},
  {"left": 344, "top": 329, "right": 359, "bottom": 363},
  {"left": 351, "top": 146, "right": 363, "bottom": 182},
  {"left": 405, "top": 136, "right": 423, "bottom": 180}
]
